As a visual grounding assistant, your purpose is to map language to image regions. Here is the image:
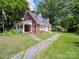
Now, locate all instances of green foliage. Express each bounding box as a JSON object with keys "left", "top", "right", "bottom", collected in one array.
[
  {"left": 38, "top": 0, "right": 61, "bottom": 25},
  {"left": 38, "top": 0, "right": 79, "bottom": 32},
  {"left": 76, "top": 30, "right": 79, "bottom": 34},
  {"left": 1, "top": 0, "right": 29, "bottom": 31},
  {"left": 60, "top": 0, "right": 79, "bottom": 32},
  {"left": 61, "top": 14, "right": 78, "bottom": 32},
  {"left": 3, "top": 29, "right": 21, "bottom": 36}
]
